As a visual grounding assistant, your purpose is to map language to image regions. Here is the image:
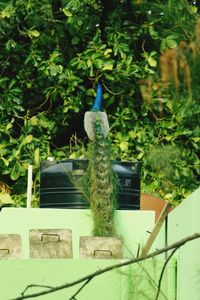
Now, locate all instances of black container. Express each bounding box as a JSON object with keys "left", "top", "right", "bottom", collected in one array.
[{"left": 40, "top": 159, "right": 140, "bottom": 210}]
